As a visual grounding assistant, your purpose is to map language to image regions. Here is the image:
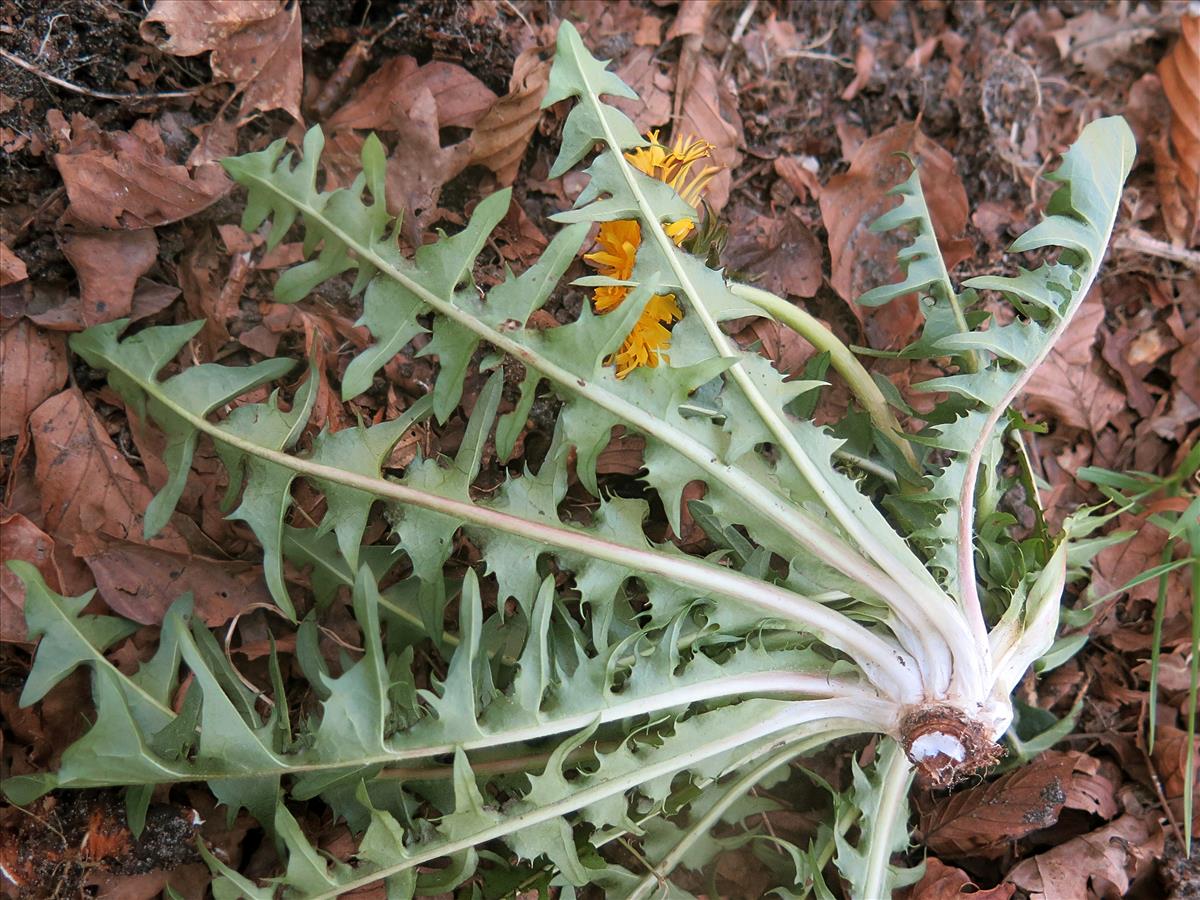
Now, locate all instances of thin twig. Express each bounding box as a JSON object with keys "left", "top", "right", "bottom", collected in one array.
[
  {"left": 1114, "top": 228, "right": 1200, "bottom": 271},
  {"left": 0, "top": 47, "right": 195, "bottom": 101},
  {"left": 719, "top": 0, "right": 759, "bottom": 76}
]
